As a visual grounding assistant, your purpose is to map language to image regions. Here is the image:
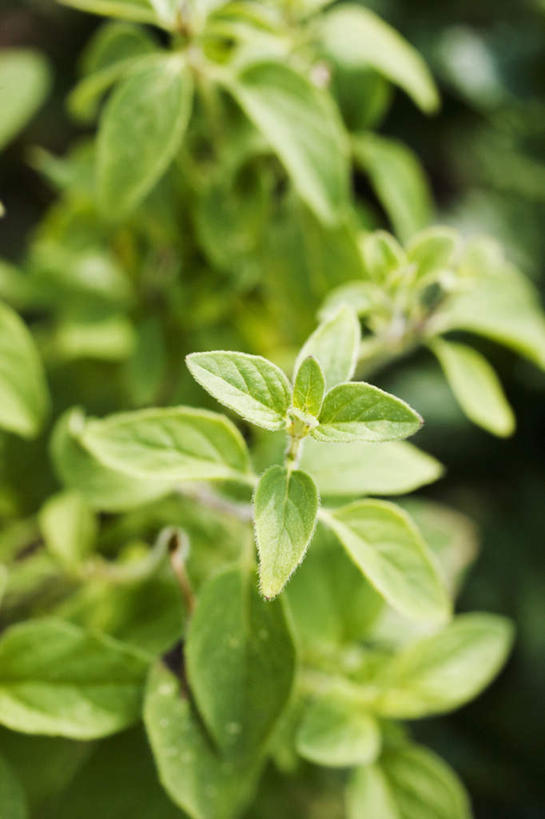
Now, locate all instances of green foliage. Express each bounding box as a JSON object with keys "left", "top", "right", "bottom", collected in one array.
[
  {"left": 347, "top": 745, "right": 471, "bottom": 819},
  {"left": 254, "top": 465, "right": 318, "bottom": 598},
  {"left": 321, "top": 500, "right": 449, "bottom": 623},
  {"left": 1, "top": 0, "right": 542, "bottom": 814},
  {"left": 0, "top": 619, "right": 149, "bottom": 738},
  {"left": 0, "top": 50, "right": 51, "bottom": 151}
]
